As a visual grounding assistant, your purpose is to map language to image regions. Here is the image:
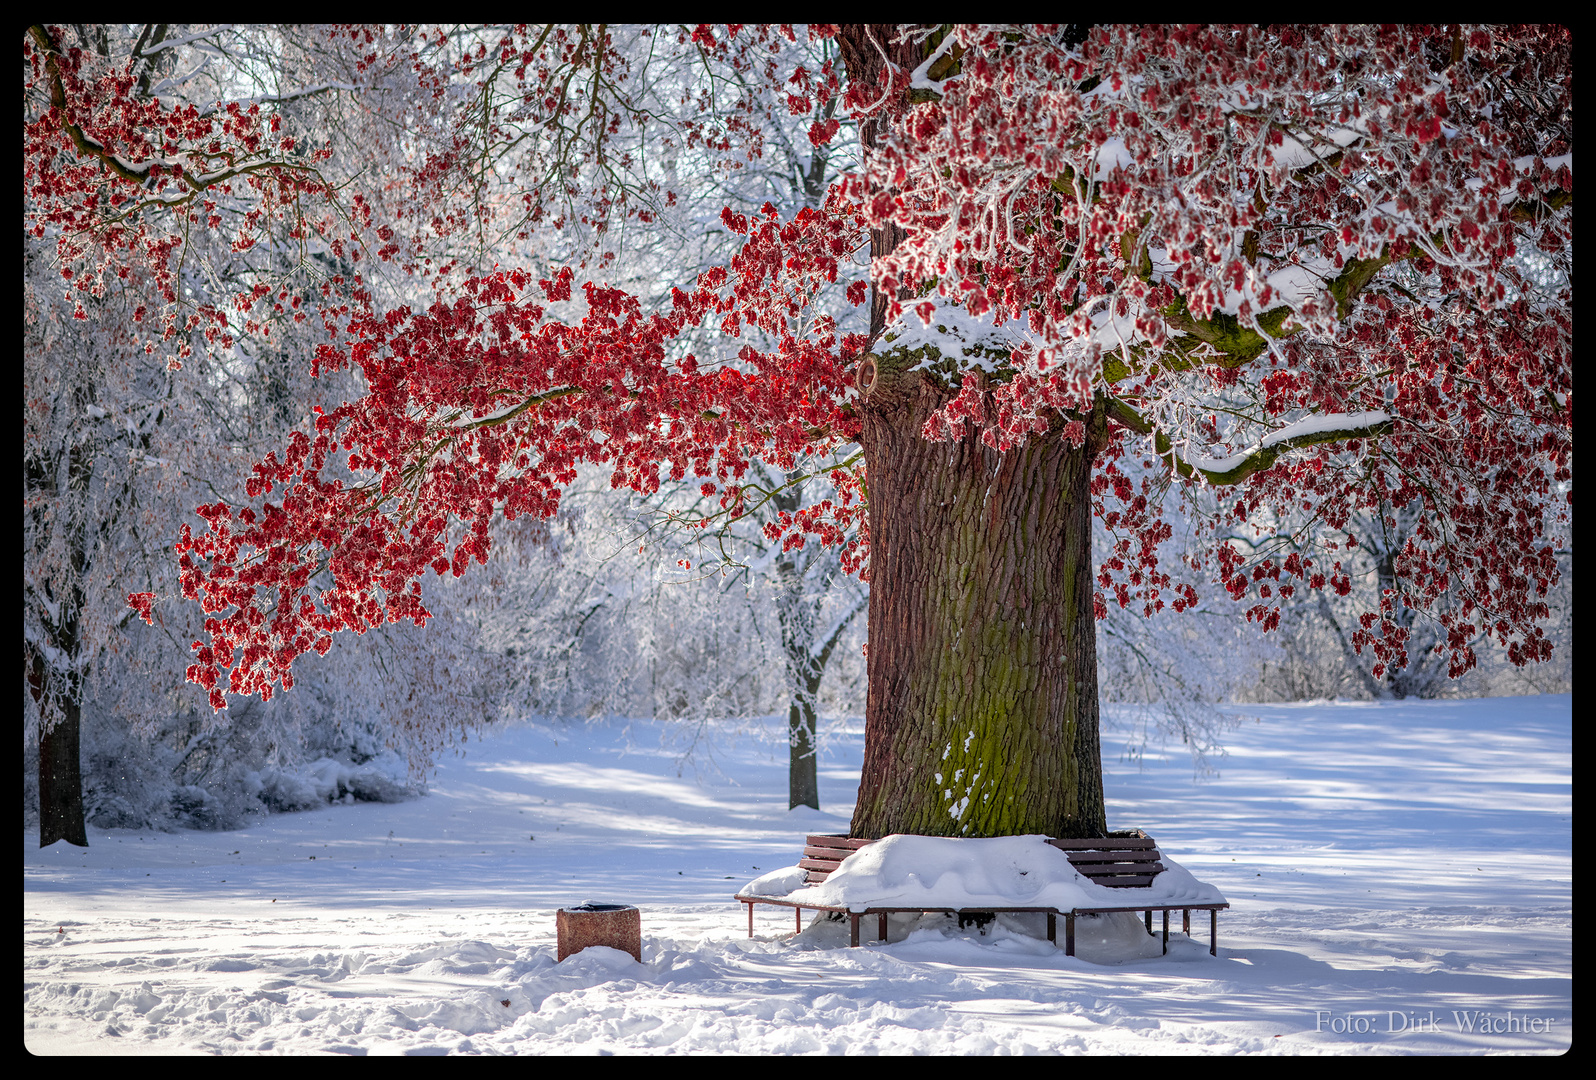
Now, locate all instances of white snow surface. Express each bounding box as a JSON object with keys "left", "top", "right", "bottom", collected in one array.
[
  {"left": 24, "top": 695, "right": 1570, "bottom": 1055},
  {"left": 741, "top": 833, "right": 1225, "bottom": 913},
  {"left": 888, "top": 298, "right": 1037, "bottom": 367}
]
